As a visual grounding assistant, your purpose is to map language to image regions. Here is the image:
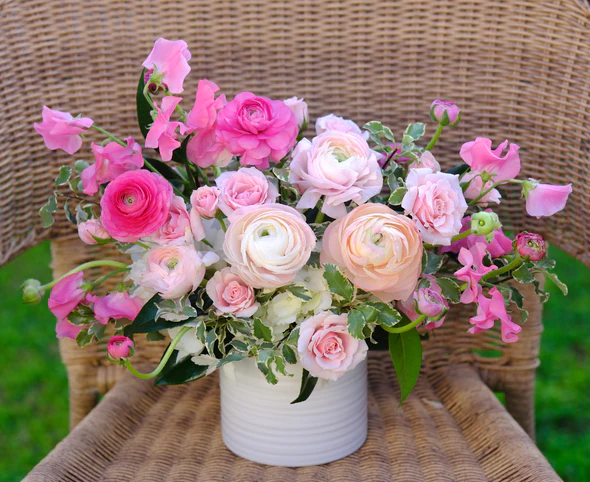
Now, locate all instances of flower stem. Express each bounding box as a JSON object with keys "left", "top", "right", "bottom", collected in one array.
[
  {"left": 91, "top": 269, "right": 129, "bottom": 289},
  {"left": 425, "top": 124, "right": 444, "bottom": 151},
  {"left": 481, "top": 256, "right": 523, "bottom": 281},
  {"left": 142, "top": 84, "right": 156, "bottom": 110},
  {"left": 40, "top": 260, "right": 129, "bottom": 291},
  {"left": 385, "top": 314, "right": 427, "bottom": 333},
  {"left": 468, "top": 178, "right": 526, "bottom": 205},
  {"left": 124, "top": 326, "right": 191, "bottom": 379},
  {"left": 314, "top": 210, "right": 325, "bottom": 224},
  {"left": 195, "top": 166, "right": 211, "bottom": 187},
  {"left": 451, "top": 228, "right": 472, "bottom": 243},
  {"left": 91, "top": 125, "right": 126, "bottom": 147},
  {"left": 216, "top": 212, "right": 227, "bottom": 232}
]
